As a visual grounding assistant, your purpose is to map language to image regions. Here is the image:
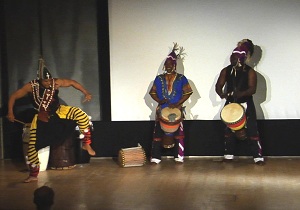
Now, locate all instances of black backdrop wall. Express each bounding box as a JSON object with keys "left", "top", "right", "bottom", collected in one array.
[
  {"left": 1, "top": 0, "right": 300, "bottom": 160},
  {"left": 88, "top": 119, "right": 300, "bottom": 157},
  {"left": 6, "top": 119, "right": 300, "bottom": 160}
]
